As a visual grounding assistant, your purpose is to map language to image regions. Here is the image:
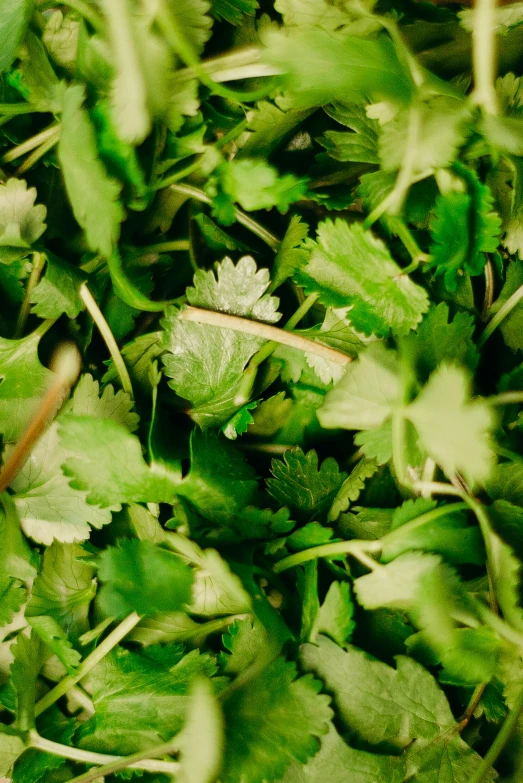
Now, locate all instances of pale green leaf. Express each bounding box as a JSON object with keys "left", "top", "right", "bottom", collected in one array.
[
  {"left": 43, "top": 10, "right": 80, "bottom": 73},
  {"left": 0, "top": 0, "right": 33, "bottom": 73},
  {"left": 406, "top": 364, "right": 495, "bottom": 484},
  {"left": 0, "top": 179, "right": 46, "bottom": 248},
  {"left": 311, "top": 582, "right": 355, "bottom": 646},
  {"left": 30, "top": 254, "right": 85, "bottom": 320},
  {"left": 177, "top": 678, "right": 224, "bottom": 783},
  {"left": 58, "top": 84, "right": 124, "bottom": 257}
]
